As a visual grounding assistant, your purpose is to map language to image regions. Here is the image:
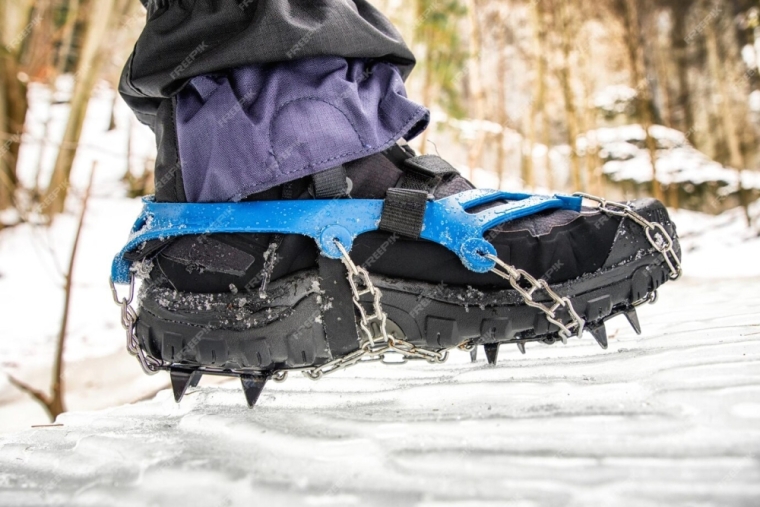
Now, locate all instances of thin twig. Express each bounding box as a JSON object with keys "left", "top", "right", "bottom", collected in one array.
[
  {"left": 7, "top": 162, "right": 97, "bottom": 421},
  {"left": 50, "top": 162, "right": 97, "bottom": 415},
  {"left": 6, "top": 375, "right": 50, "bottom": 406}
]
